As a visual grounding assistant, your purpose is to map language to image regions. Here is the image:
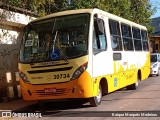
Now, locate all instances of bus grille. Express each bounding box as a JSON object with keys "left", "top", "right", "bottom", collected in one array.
[{"left": 32, "top": 88, "right": 71, "bottom": 96}]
